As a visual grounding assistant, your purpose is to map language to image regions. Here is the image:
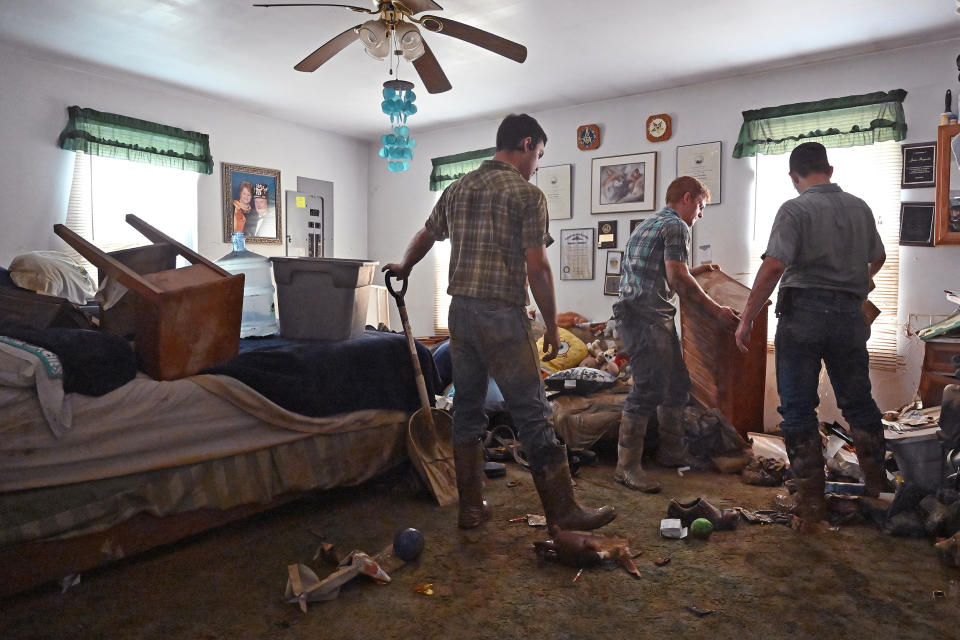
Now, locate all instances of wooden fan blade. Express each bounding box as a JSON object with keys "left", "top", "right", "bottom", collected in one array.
[
  {"left": 422, "top": 16, "right": 526, "bottom": 63},
  {"left": 412, "top": 42, "right": 452, "bottom": 93},
  {"left": 396, "top": 0, "right": 443, "bottom": 14},
  {"left": 254, "top": 3, "right": 372, "bottom": 10},
  {"left": 294, "top": 25, "right": 361, "bottom": 72}
]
